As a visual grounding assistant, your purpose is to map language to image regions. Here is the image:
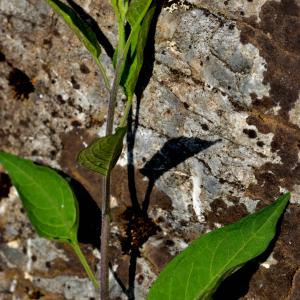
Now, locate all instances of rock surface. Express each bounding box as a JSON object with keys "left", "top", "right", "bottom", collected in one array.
[{"left": 0, "top": 0, "right": 300, "bottom": 299}]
